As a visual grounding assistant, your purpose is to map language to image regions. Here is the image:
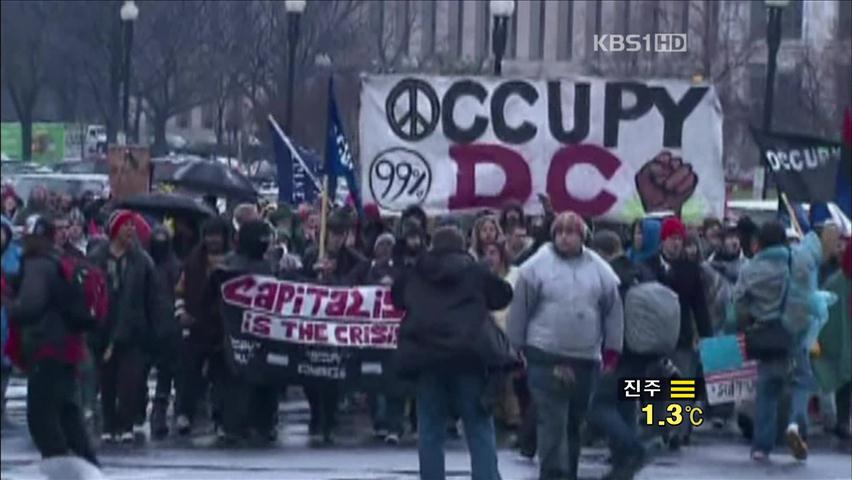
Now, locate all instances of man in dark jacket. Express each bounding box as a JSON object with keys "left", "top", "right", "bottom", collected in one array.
[
  {"left": 643, "top": 216, "right": 711, "bottom": 450},
  {"left": 300, "top": 209, "right": 367, "bottom": 442},
  {"left": 146, "top": 226, "right": 182, "bottom": 439},
  {"left": 174, "top": 216, "right": 232, "bottom": 436},
  {"left": 391, "top": 226, "right": 513, "bottom": 480},
  {"left": 6, "top": 214, "right": 99, "bottom": 467},
  {"left": 590, "top": 230, "right": 650, "bottom": 480},
  {"left": 208, "top": 220, "right": 280, "bottom": 445},
  {"left": 88, "top": 210, "right": 167, "bottom": 443}
]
